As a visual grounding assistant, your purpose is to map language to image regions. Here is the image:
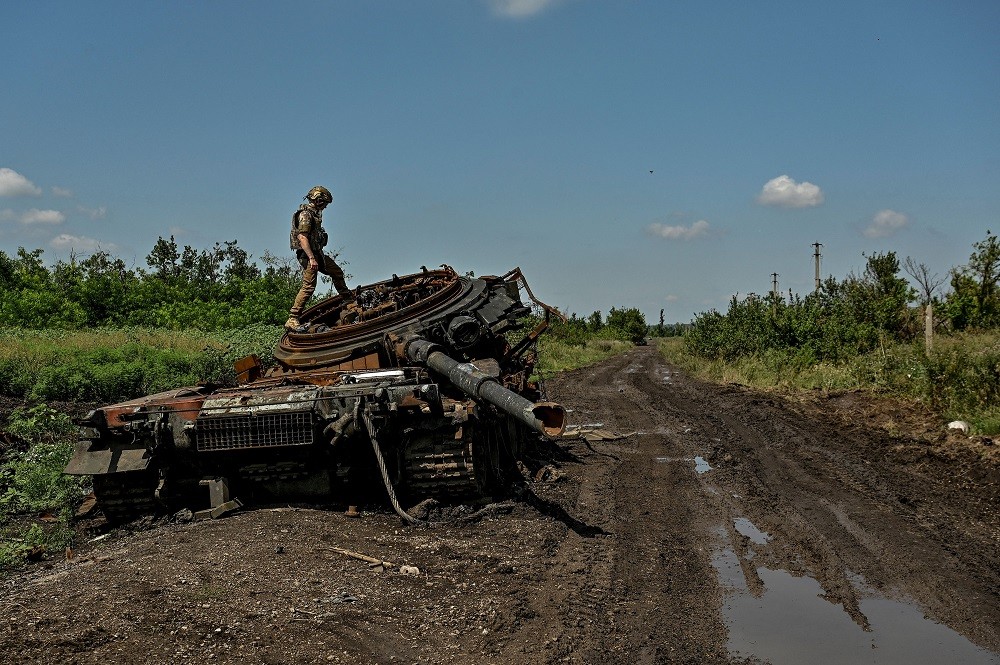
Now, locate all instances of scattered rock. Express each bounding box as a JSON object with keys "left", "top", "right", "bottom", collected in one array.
[
  {"left": 947, "top": 420, "right": 971, "bottom": 435},
  {"left": 172, "top": 508, "right": 194, "bottom": 523},
  {"left": 534, "top": 465, "right": 564, "bottom": 482}
]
